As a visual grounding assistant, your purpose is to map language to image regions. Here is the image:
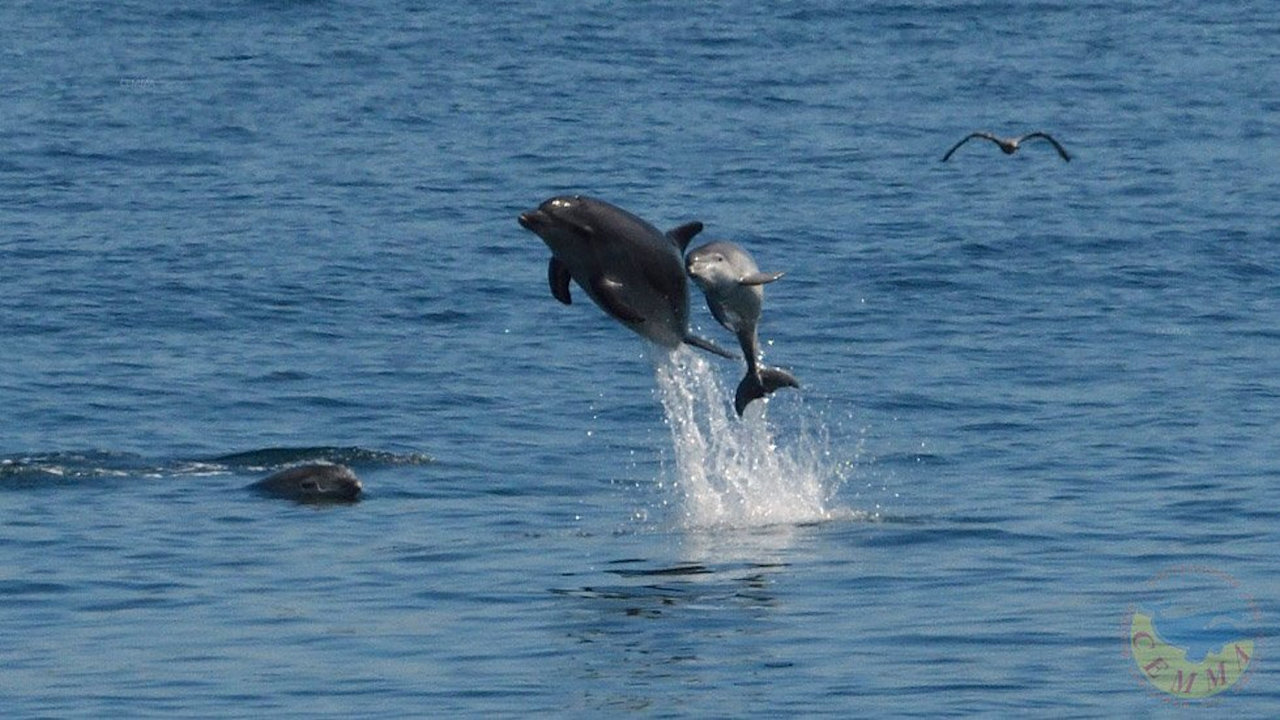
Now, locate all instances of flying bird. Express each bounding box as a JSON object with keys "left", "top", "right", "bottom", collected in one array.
[{"left": 941, "top": 131, "right": 1071, "bottom": 162}]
